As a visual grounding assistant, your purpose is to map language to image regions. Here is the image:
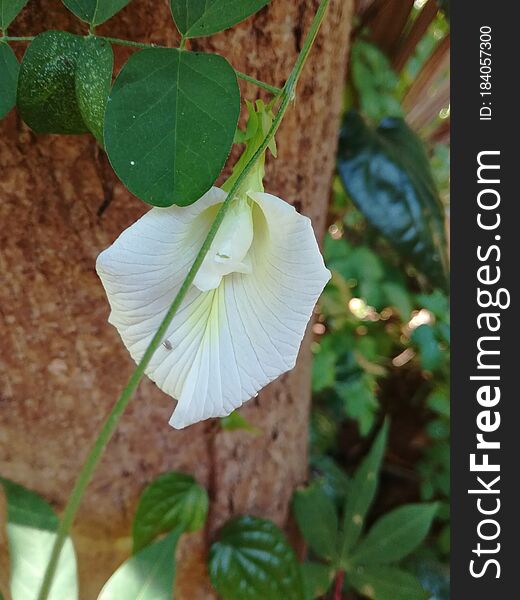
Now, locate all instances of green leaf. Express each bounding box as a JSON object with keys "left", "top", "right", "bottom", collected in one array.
[
  {"left": 312, "top": 346, "right": 336, "bottom": 392},
  {"left": 382, "top": 282, "right": 412, "bottom": 320},
  {"left": 133, "top": 471, "right": 208, "bottom": 553},
  {"left": 336, "top": 375, "right": 378, "bottom": 437},
  {"left": 337, "top": 111, "right": 449, "bottom": 290},
  {"left": 0, "top": 0, "right": 29, "bottom": 29},
  {"left": 62, "top": 0, "right": 131, "bottom": 26},
  {"left": 349, "top": 565, "right": 428, "bottom": 600},
  {"left": 209, "top": 515, "right": 305, "bottom": 600},
  {"left": 340, "top": 420, "right": 388, "bottom": 560},
  {"left": 170, "top": 0, "right": 270, "bottom": 38},
  {"left": 350, "top": 40, "right": 402, "bottom": 123},
  {"left": 17, "top": 31, "right": 113, "bottom": 137},
  {"left": 0, "top": 42, "right": 19, "bottom": 119},
  {"left": 220, "top": 411, "right": 261, "bottom": 433},
  {"left": 75, "top": 36, "right": 113, "bottom": 144},
  {"left": 300, "top": 562, "right": 333, "bottom": 600},
  {"left": 0, "top": 477, "right": 78, "bottom": 600},
  {"left": 293, "top": 484, "right": 338, "bottom": 561},
  {"left": 98, "top": 528, "right": 181, "bottom": 600},
  {"left": 104, "top": 48, "right": 240, "bottom": 207},
  {"left": 411, "top": 324, "right": 441, "bottom": 371},
  {"left": 350, "top": 503, "right": 437, "bottom": 566}
]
